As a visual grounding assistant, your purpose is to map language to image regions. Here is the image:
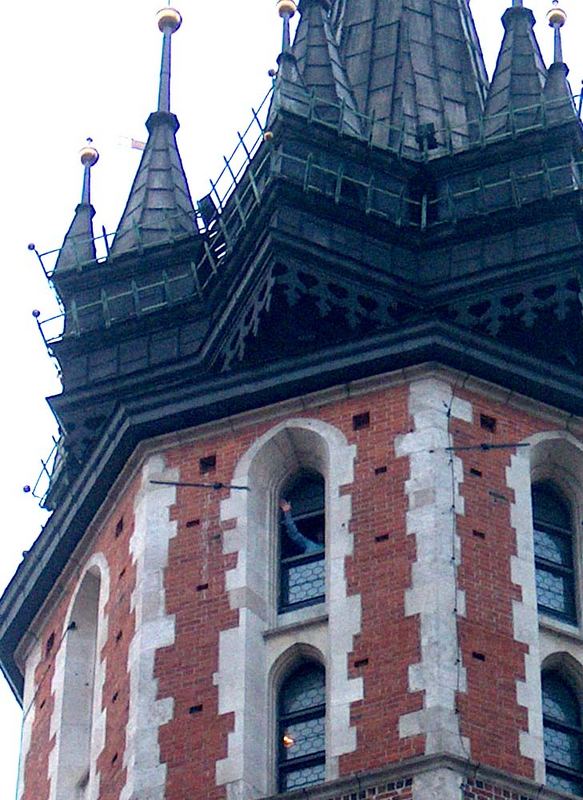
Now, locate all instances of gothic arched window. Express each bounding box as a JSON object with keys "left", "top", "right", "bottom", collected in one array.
[
  {"left": 279, "top": 471, "right": 325, "bottom": 614},
  {"left": 278, "top": 663, "right": 326, "bottom": 792},
  {"left": 542, "top": 672, "right": 583, "bottom": 795},
  {"left": 532, "top": 483, "right": 577, "bottom": 624}
]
